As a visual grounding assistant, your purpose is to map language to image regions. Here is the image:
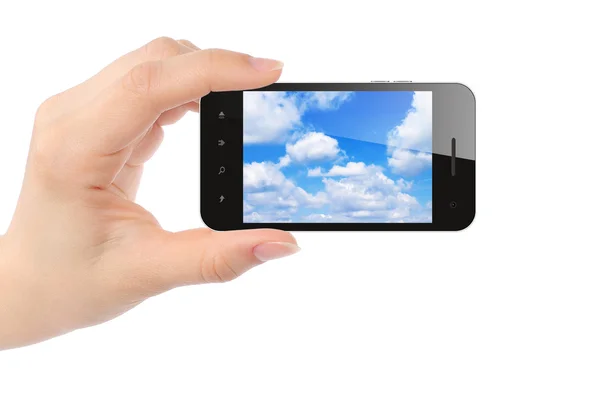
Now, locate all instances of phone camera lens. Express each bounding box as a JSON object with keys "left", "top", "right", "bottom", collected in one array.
[{"left": 450, "top": 201, "right": 458, "bottom": 209}]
